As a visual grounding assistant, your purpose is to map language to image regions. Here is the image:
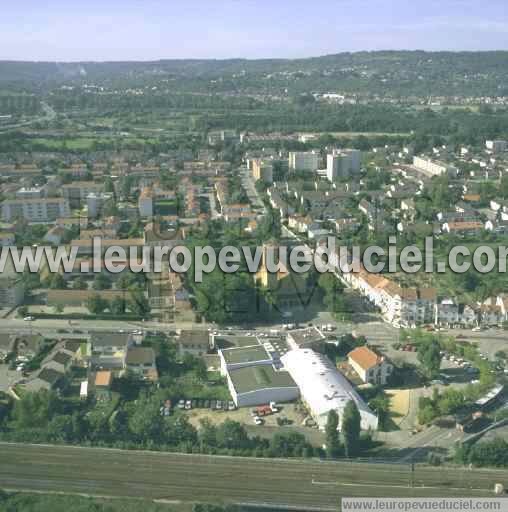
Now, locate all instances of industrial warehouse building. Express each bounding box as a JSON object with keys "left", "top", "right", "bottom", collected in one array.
[
  {"left": 281, "top": 348, "right": 378, "bottom": 431},
  {"left": 226, "top": 364, "right": 299, "bottom": 407},
  {"left": 219, "top": 343, "right": 298, "bottom": 407}
]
